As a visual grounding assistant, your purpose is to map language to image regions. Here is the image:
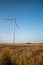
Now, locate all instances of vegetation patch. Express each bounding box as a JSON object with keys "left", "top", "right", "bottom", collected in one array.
[{"left": 0, "top": 44, "right": 43, "bottom": 65}]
